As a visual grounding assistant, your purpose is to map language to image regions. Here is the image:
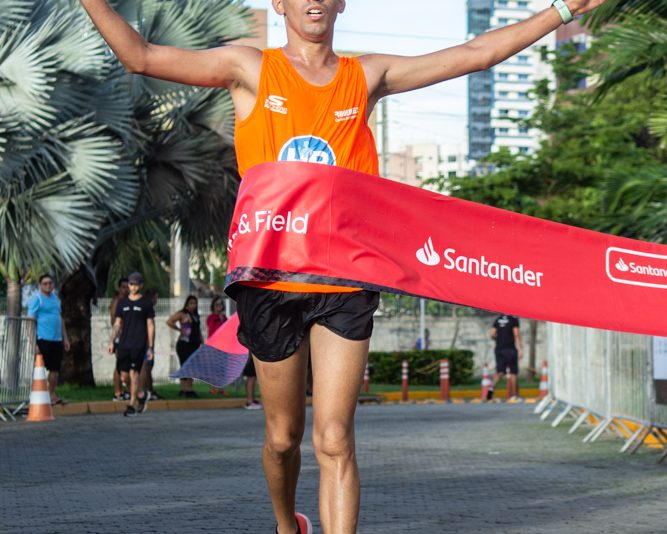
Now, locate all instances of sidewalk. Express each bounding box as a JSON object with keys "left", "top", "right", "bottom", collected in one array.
[
  {"left": 2, "top": 403, "right": 665, "bottom": 533},
  {"left": 47, "top": 387, "right": 541, "bottom": 416}
]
